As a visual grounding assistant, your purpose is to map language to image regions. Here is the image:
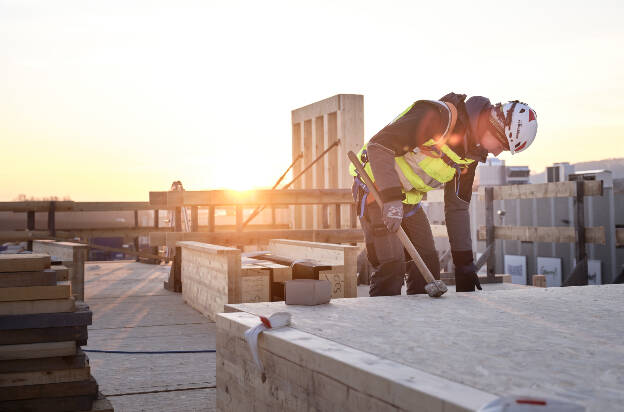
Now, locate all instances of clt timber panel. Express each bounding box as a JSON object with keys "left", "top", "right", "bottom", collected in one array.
[
  {"left": 33, "top": 240, "right": 88, "bottom": 301},
  {"left": 291, "top": 94, "right": 364, "bottom": 230},
  {"left": 268, "top": 239, "right": 359, "bottom": 298},
  {"left": 178, "top": 241, "right": 271, "bottom": 321},
  {"left": 220, "top": 285, "right": 624, "bottom": 412}
]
